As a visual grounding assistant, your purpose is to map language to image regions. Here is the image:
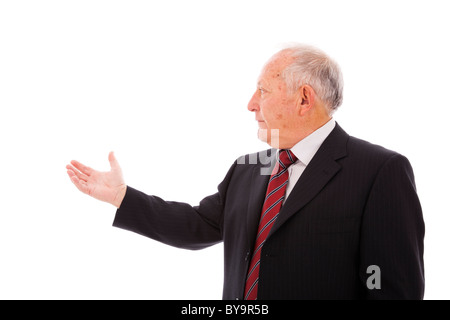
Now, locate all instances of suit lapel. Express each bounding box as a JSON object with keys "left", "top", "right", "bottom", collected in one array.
[{"left": 268, "top": 123, "right": 349, "bottom": 238}]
